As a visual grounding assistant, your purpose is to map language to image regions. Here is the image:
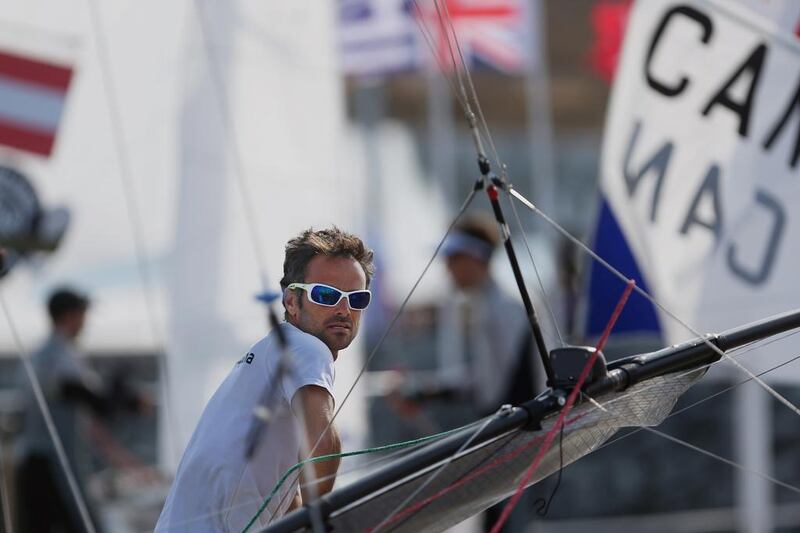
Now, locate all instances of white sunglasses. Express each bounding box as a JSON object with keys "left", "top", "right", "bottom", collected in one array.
[{"left": 287, "top": 283, "right": 371, "bottom": 310}]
